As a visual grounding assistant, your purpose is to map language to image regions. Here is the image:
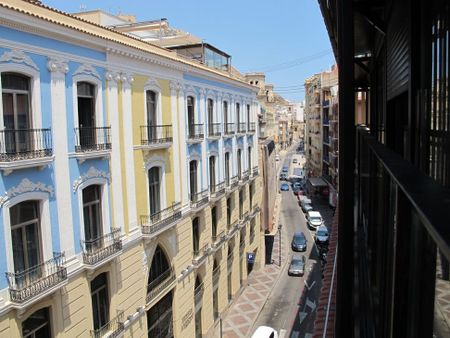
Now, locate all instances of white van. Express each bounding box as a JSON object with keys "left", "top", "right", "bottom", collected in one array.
[
  {"left": 306, "top": 210, "right": 323, "bottom": 230},
  {"left": 251, "top": 326, "right": 278, "bottom": 338}
]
